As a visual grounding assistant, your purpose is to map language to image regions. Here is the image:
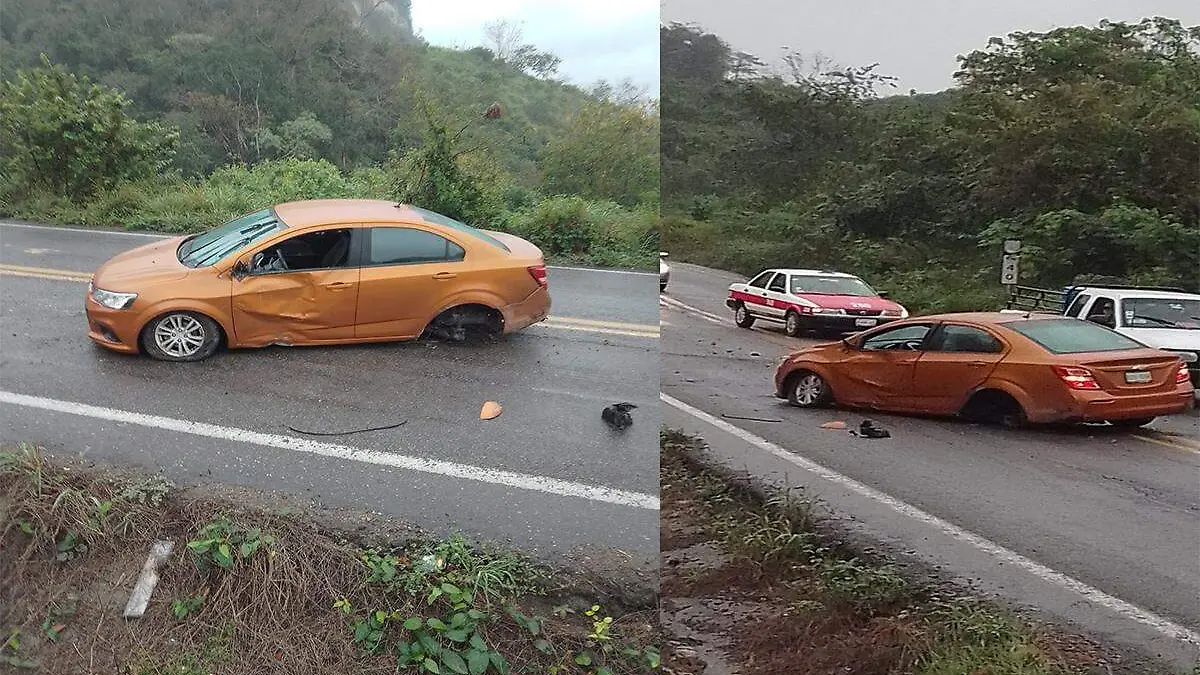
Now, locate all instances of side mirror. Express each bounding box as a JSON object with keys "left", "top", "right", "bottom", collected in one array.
[
  {"left": 842, "top": 336, "right": 858, "bottom": 350},
  {"left": 877, "top": 290, "right": 890, "bottom": 298},
  {"left": 659, "top": 251, "right": 669, "bottom": 258},
  {"left": 231, "top": 259, "right": 250, "bottom": 281}
]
